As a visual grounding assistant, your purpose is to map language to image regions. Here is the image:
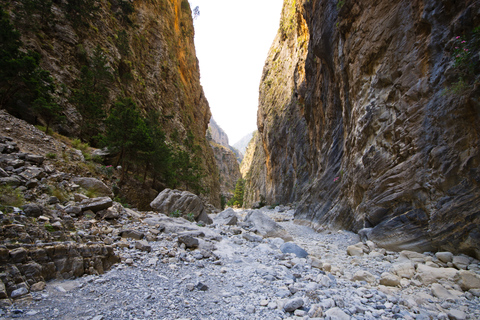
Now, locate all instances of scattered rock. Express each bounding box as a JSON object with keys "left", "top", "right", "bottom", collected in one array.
[
  {"left": 243, "top": 209, "right": 292, "bottom": 240},
  {"left": 72, "top": 177, "right": 113, "bottom": 197},
  {"left": 283, "top": 297, "right": 304, "bottom": 312},
  {"left": 436, "top": 252, "right": 454, "bottom": 263},
  {"left": 280, "top": 242, "right": 308, "bottom": 258},
  {"left": 79, "top": 197, "right": 113, "bottom": 213},
  {"left": 213, "top": 208, "right": 238, "bottom": 225},
  {"left": 324, "top": 307, "right": 350, "bottom": 320},
  {"left": 178, "top": 235, "right": 199, "bottom": 248},
  {"left": 352, "top": 270, "right": 376, "bottom": 284},
  {"left": 379, "top": 272, "right": 400, "bottom": 287}
]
